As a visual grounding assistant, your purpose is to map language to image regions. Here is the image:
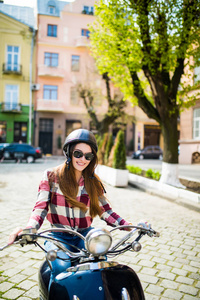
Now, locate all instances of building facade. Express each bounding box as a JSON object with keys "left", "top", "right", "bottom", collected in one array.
[
  {"left": 0, "top": 6, "right": 35, "bottom": 144},
  {"left": 179, "top": 100, "right": 200, "bottom": 164},
  {"left": 35, "top": 0, "right": 163, "bottom": 155}
]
